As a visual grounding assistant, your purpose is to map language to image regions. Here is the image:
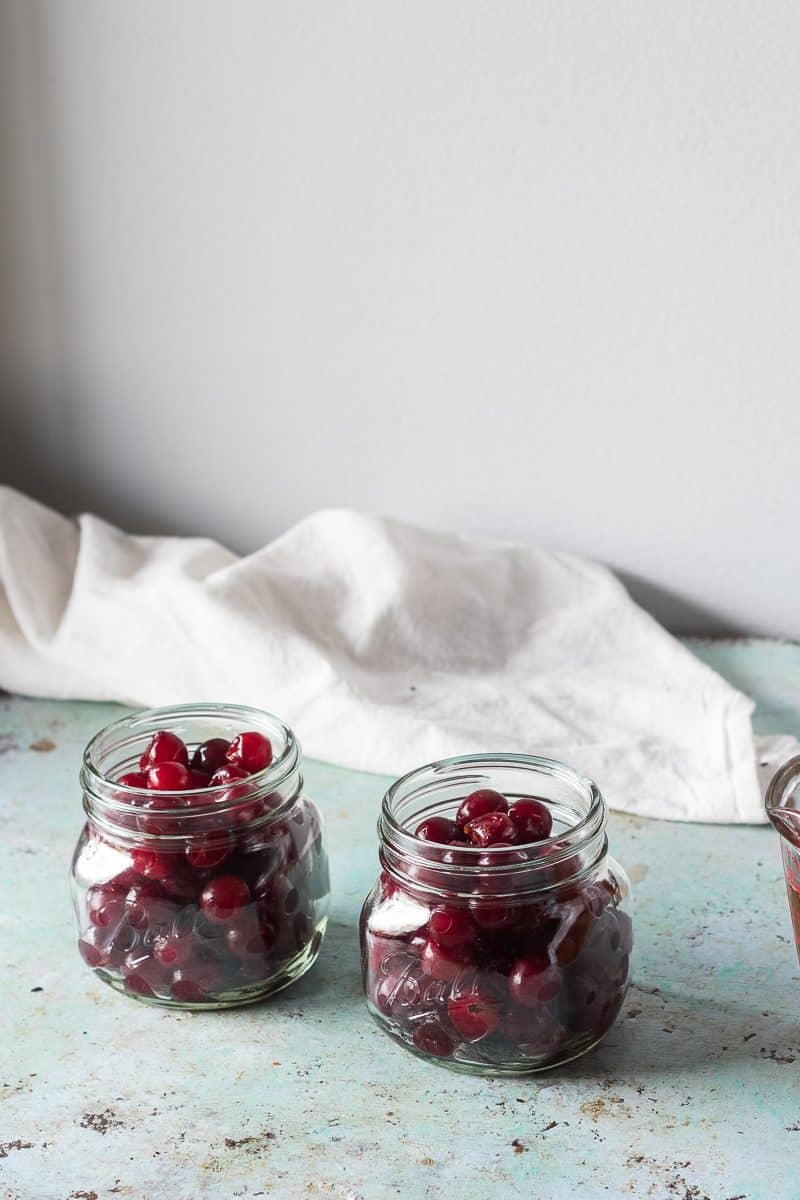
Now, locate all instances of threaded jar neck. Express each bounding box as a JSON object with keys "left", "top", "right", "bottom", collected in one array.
[
  {"left": 80, "top": 702, "right": 303, "bottom": 845},
  {"left": 765, "top": 753, "right": 800, "bottom": 847},
  {"left": 378, "top": 753, "right": 608, "bottom": 900}
]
